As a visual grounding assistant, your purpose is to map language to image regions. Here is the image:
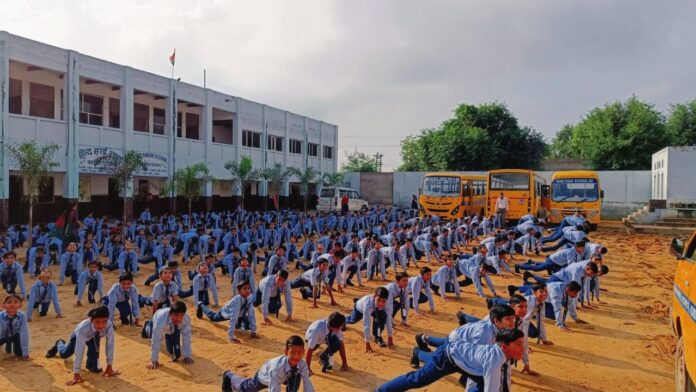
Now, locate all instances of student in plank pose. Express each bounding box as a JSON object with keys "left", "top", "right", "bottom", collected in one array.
[{"left": 304, "top": 311, "right": 348, "bottom": 374}]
